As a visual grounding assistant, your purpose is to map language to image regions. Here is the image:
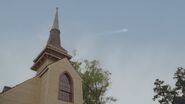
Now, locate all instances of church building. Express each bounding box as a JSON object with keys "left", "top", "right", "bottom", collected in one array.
[{"left": 0, "top": 8, "right": 83, "bottom": 104}]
